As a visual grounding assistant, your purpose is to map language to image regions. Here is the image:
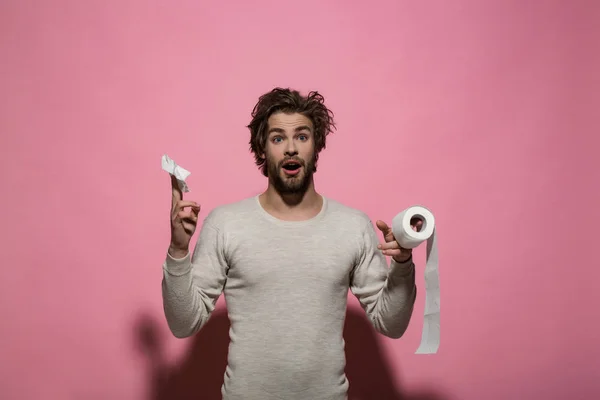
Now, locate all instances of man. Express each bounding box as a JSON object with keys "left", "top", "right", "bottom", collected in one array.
[{"left": 162, "top": 88, "right": 420, "bottom": 399}]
